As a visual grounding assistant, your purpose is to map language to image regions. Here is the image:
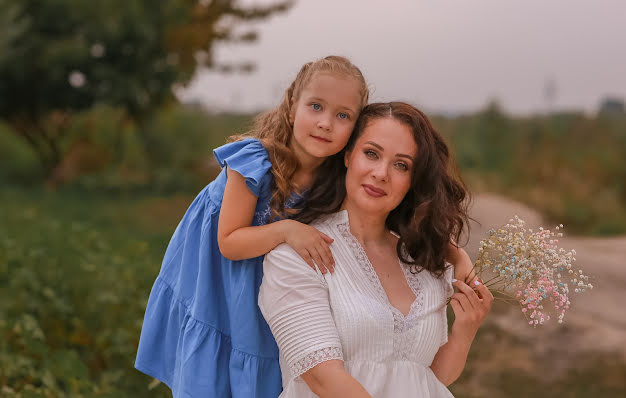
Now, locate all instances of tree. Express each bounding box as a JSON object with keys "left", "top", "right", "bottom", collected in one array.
[{"left": 0, "top": 0, "right": 293, "bottom": 176}]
